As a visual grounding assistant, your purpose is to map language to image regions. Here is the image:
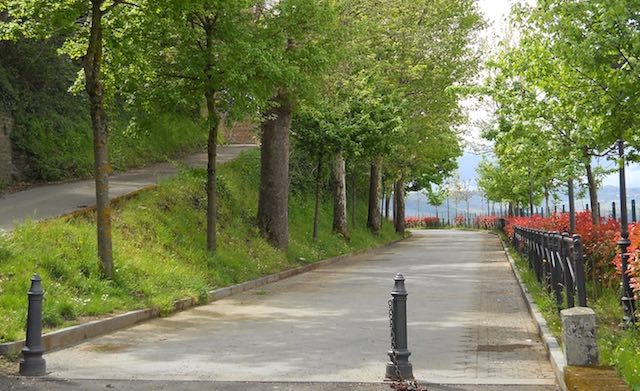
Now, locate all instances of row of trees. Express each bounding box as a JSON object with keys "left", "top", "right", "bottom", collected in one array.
[
  {"left": 0, "top": 0, "right": 484, "bottom": 279},
  {"left": 477, "top": 0, "right": 640, "bottom": 219}
]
